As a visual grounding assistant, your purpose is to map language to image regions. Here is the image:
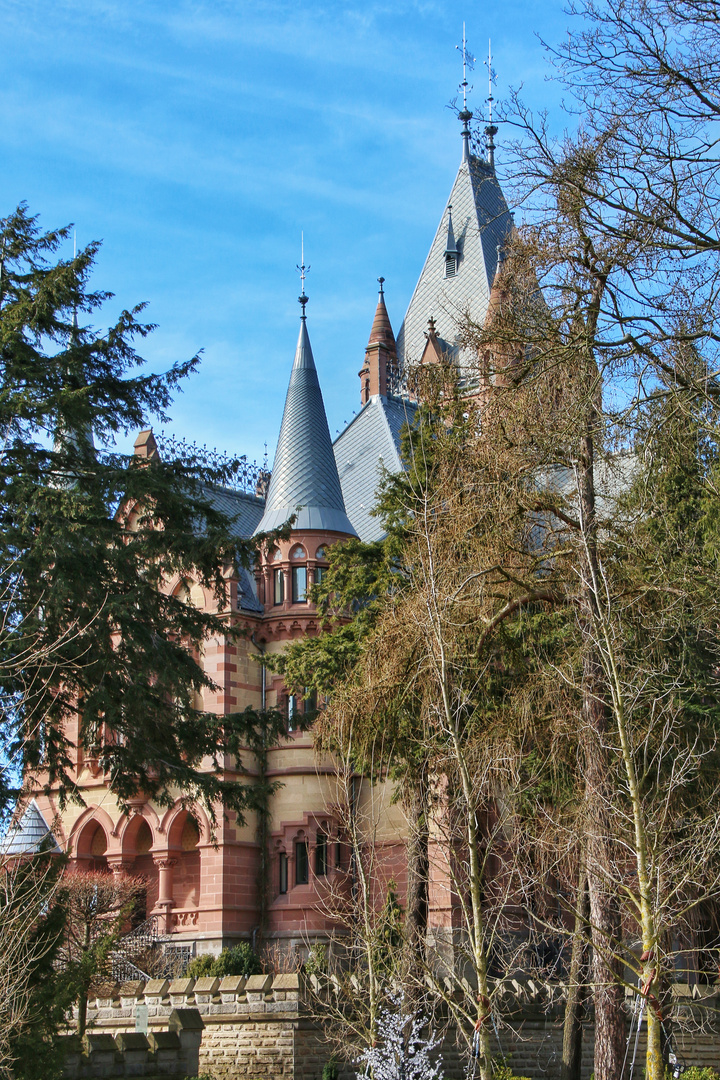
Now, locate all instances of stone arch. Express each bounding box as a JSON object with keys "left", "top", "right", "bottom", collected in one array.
[
  {"left": 165, "top": 808, "right": 201, "bottom": 912},
  {"left": 160, "top": 802, "right": 211, "bottom": 848},
  {"left": 121, "top": 815, "right": 158, "bottom": 923},
  {"left": 73, "top": 817, "right": 110, "bottom": 873},
  {"left": 69, "top": 806, "right": 117, "bottom": 859}
]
